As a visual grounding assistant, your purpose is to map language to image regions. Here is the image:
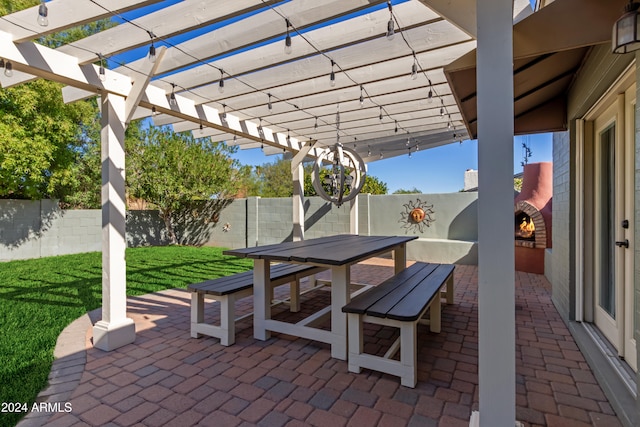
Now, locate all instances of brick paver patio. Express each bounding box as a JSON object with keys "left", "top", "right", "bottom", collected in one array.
[{"left": 18, "top": 259, "right": 621, "bottom": 427}]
